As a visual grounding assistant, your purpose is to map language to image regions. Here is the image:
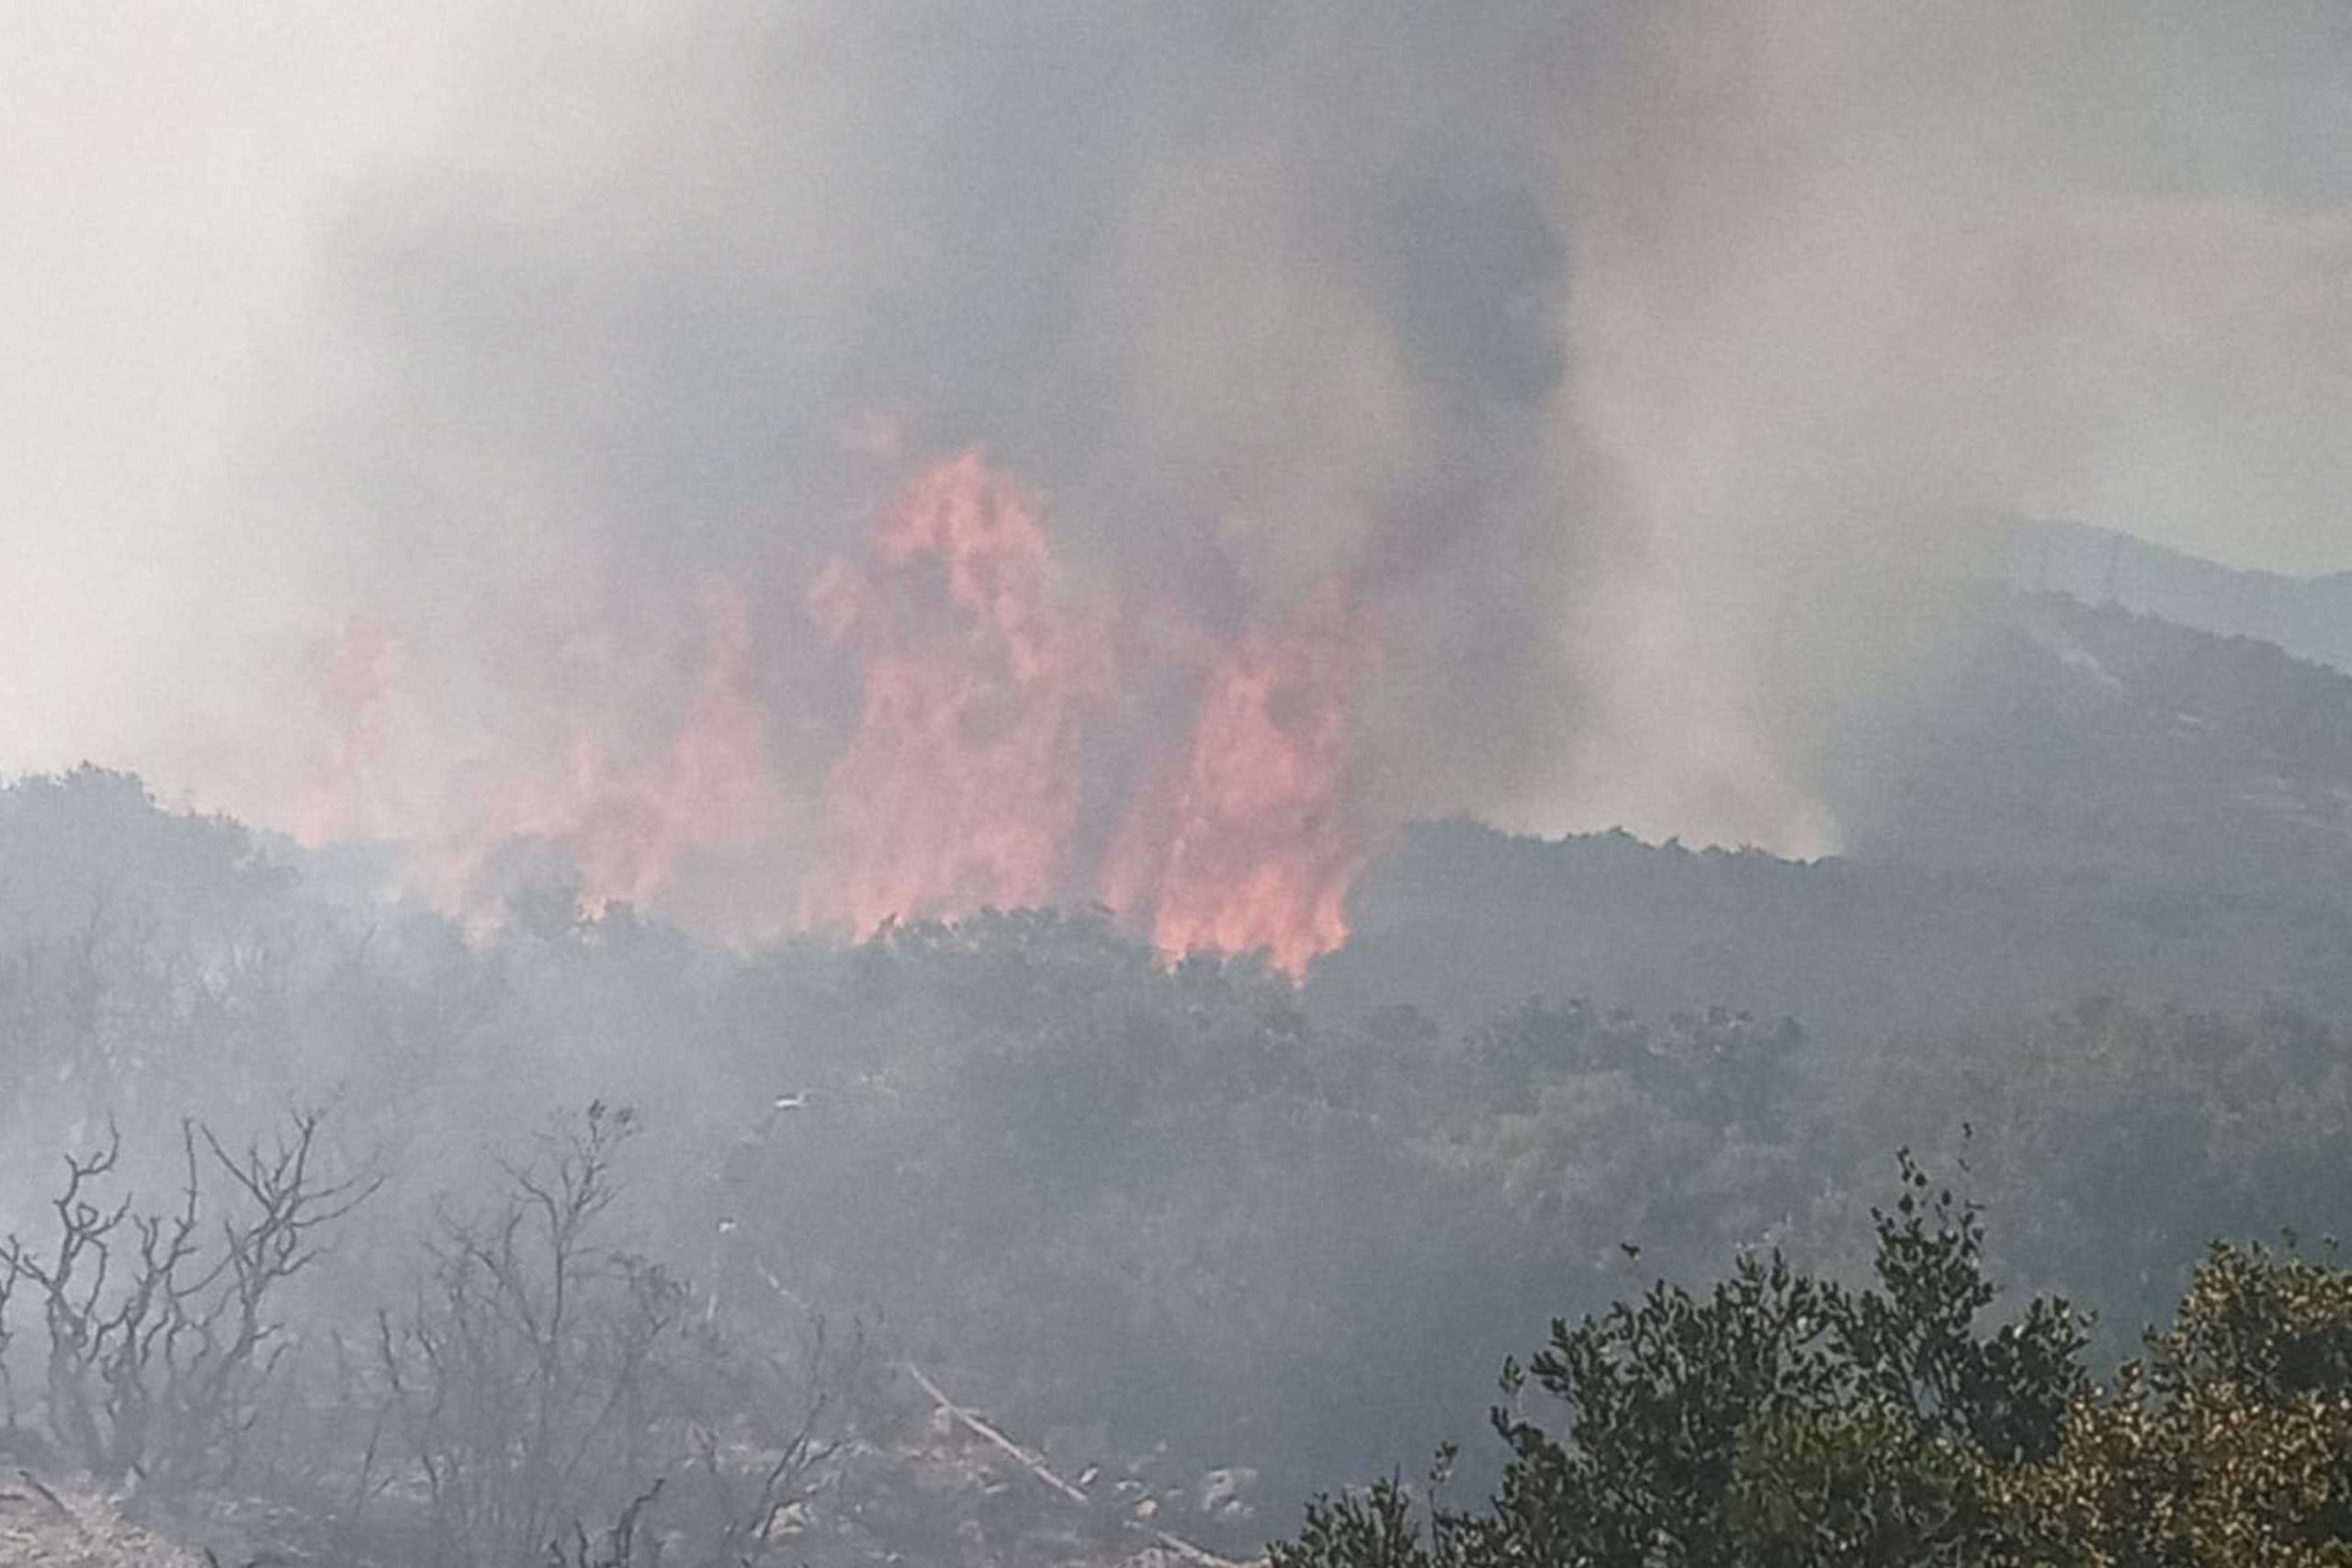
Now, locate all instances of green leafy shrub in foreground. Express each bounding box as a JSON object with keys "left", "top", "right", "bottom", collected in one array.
[{"left": 1274, "top": 1156, "right": 2352, "bottom": 1567}]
